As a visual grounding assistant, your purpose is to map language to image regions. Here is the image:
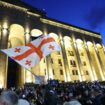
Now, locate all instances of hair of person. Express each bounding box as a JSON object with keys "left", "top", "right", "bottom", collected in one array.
[
  {"left": 0, "top": 90, "right": 18, "bottom": 105},
  {"left": 64, "top": 100, "right": 82, "bottom": 105}
]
